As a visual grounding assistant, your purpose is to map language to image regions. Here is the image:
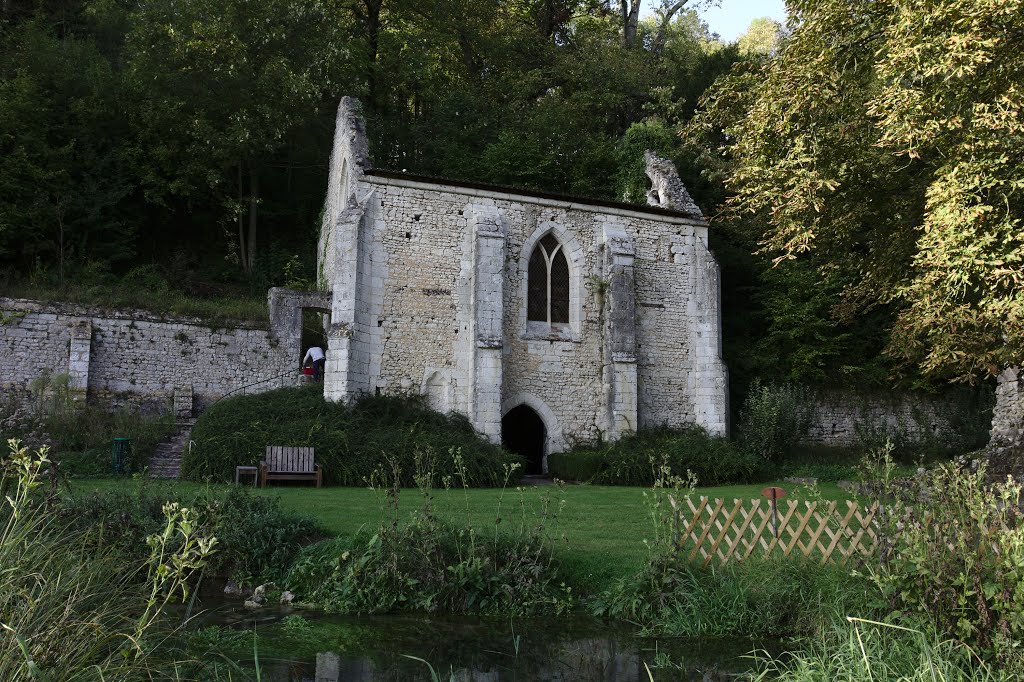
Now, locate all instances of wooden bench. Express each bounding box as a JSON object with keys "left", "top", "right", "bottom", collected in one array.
[{"left": 259, "top": 446, "right": 322, "bottom": 488}]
